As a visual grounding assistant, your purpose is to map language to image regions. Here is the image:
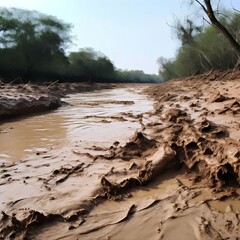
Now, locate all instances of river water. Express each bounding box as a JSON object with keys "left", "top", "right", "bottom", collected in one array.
[{"left": 0, "top": 87, "right": 153, "bottom": 162}]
